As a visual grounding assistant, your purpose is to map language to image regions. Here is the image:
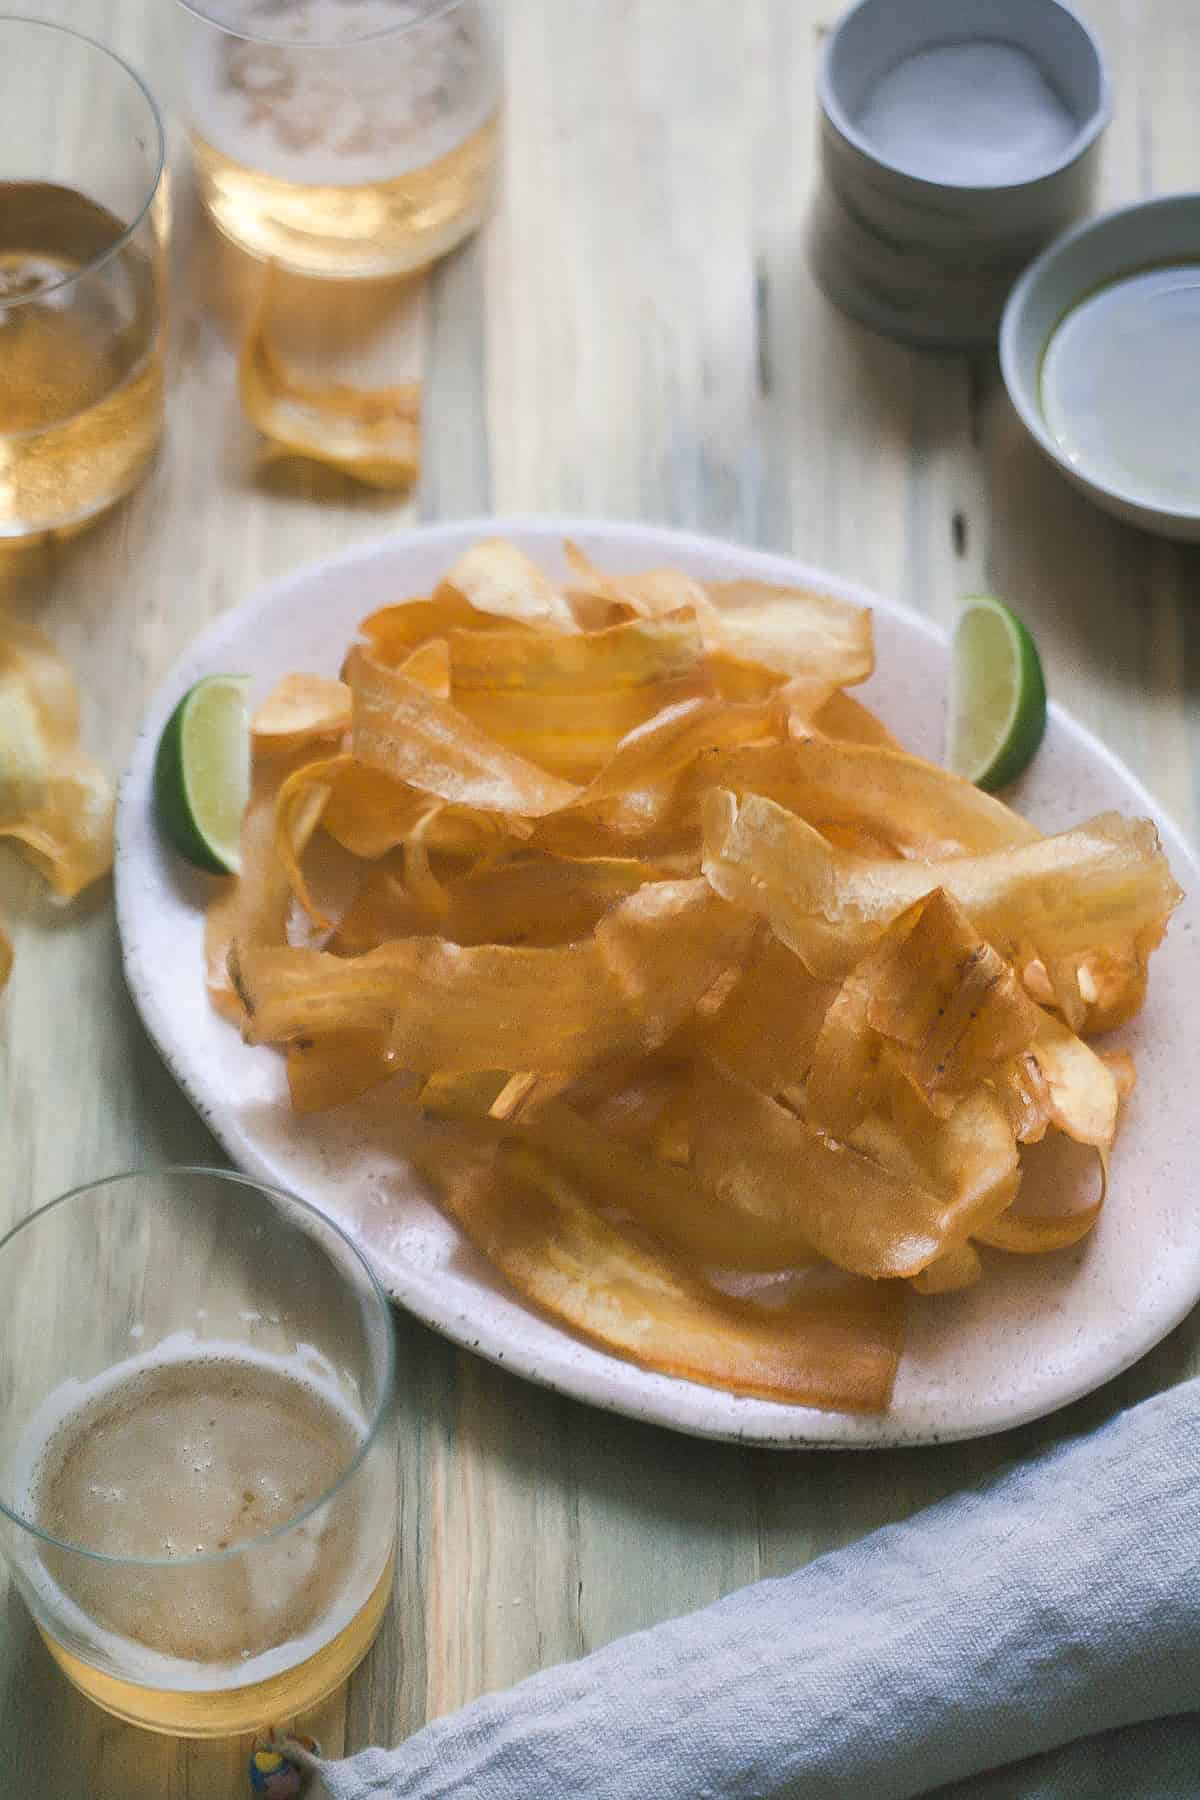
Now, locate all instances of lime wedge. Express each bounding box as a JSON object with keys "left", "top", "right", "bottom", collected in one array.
[
  {"left": 948, "top": 596, "right": 1047, "bottom": 792},
  {"left": 153, "top": 675, "right": 251, "bottom": 875}
]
